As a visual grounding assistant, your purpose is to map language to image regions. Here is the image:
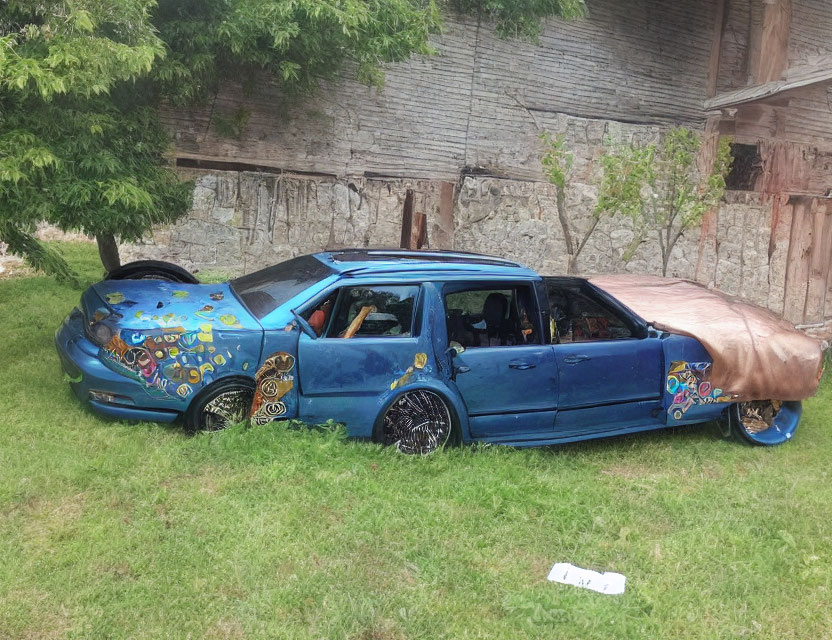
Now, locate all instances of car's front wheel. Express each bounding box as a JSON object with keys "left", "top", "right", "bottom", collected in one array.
[
  {"left": 376, "top": 390, "right": 457, "bottom": 455},
  {"left": 184, "top": 378, "right": 254, "bottom": 434},
  {"left": 730, "top": 399, "right": 802, "bottom": 446}
]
